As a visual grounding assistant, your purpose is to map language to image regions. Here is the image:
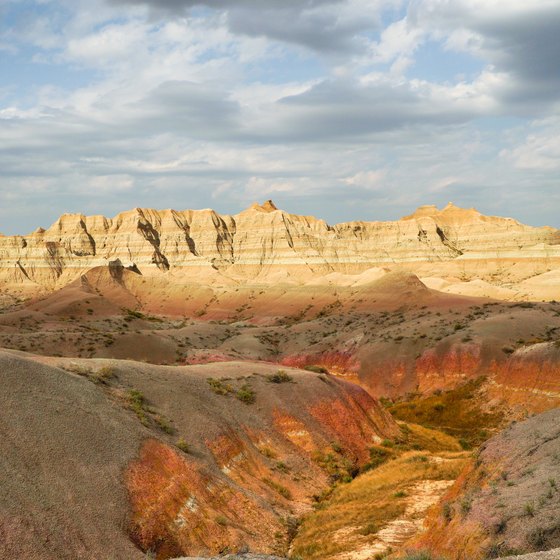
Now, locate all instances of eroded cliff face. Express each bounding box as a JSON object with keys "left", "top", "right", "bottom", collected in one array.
[{"left": 0, "top": 201, "right": 558, "bottom": 292}]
